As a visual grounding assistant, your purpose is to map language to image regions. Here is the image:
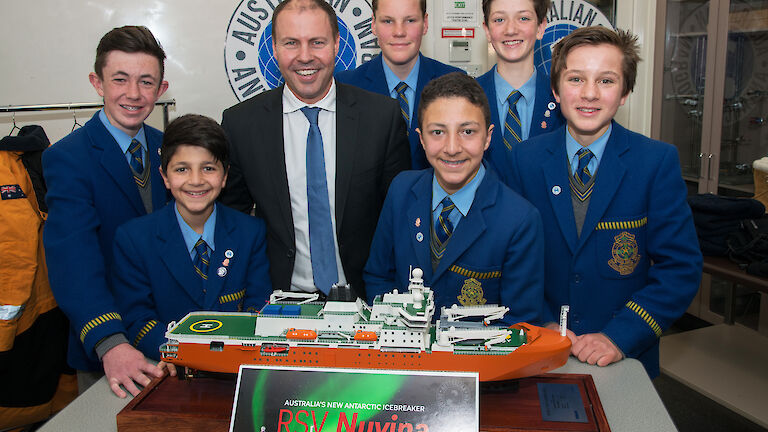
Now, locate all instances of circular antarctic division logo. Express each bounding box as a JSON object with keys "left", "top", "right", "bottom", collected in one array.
[
  {"left": 534, "top": 0, "right": 613, "bottom": 74},
  {"left": 225, "top": 0, "right": 378, "bottom": 102}
]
